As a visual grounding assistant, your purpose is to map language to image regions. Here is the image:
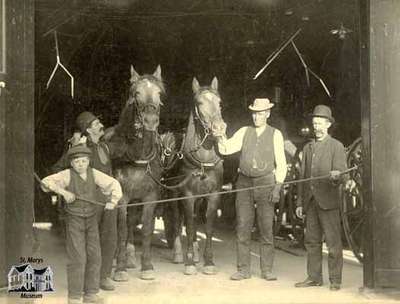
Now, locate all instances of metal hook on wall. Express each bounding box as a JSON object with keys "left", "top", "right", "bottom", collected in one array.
[{"left": 46, "top": 31, "right": 75, "bottom": 98}]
